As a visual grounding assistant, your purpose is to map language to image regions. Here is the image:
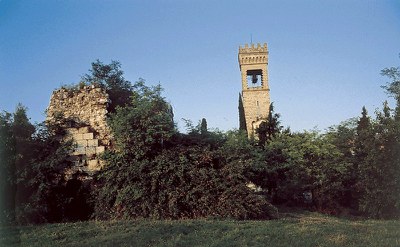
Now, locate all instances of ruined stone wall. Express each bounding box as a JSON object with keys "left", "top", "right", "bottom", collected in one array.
[{"left": 47, "top": 85, "right": 111, "bottom": 176}]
